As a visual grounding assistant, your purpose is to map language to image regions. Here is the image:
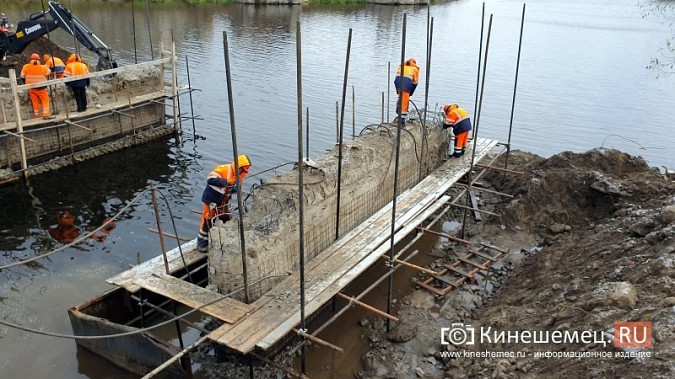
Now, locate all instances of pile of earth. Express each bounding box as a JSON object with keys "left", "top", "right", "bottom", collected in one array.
[
  {"left": 358, "top": 148, "right": 675, "bottom": 379},
  {"left": 0, "top": 36, "right": 72, "bottom": 78}
]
